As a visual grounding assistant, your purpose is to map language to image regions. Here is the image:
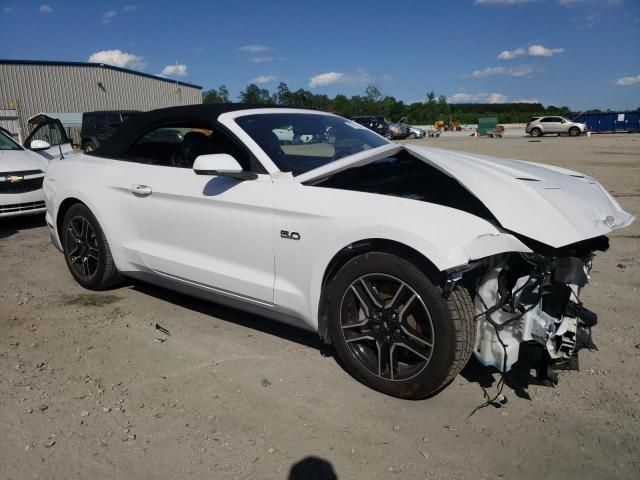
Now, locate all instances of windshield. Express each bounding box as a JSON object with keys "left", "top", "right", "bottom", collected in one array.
[
  {"left": 235, "top": 113, "right": 389, "bottom": 175},
  {"left": 0, "top": 132, "right": 22, "bottom": 151}
]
